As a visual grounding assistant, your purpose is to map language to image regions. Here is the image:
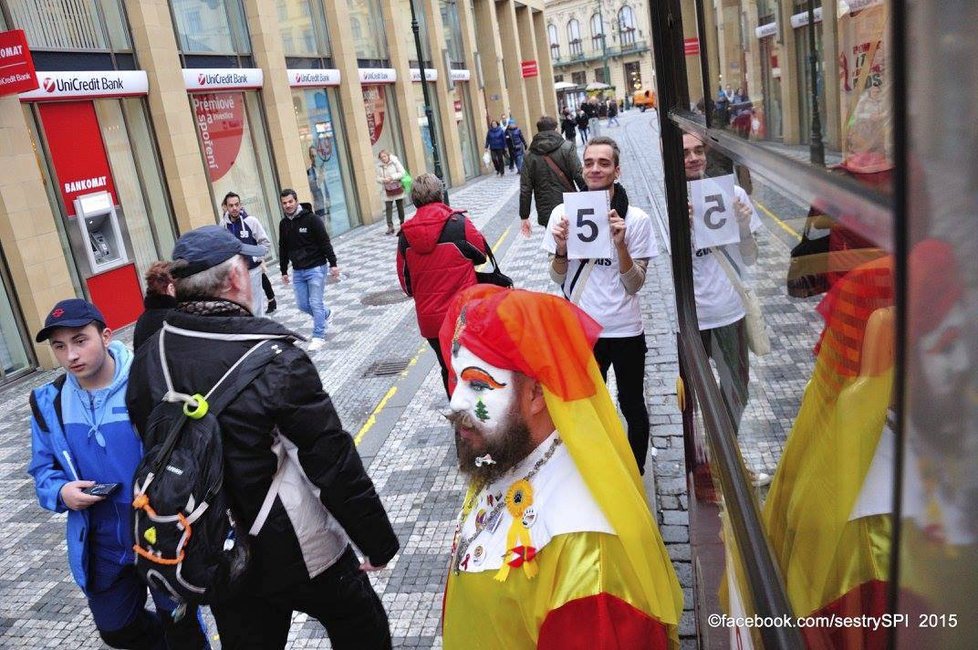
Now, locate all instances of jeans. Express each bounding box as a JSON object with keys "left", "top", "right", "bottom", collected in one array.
[
  {"left": 513, "top": 149, "right": 525, "bottom": 172},
  {"left": 578, "top": 127, "right": 589, "bottom": 144},
  {"left": 426, "top": 337, "right": 450, "bottom": 399},
  {"left": 700, "top": 318, "right": 749, "bottom": 432},
  {"left": 211, "top": 547, "right": 391, "bottom": 650},
  {"left": 593, "top": 334, "right": 651, "bottom": 474},
  {"left": 292, "top": 264, "right": 330, "bottom": 339},
  {"left": 589, "top": 117, "right": 601, "bottom": 138}
]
